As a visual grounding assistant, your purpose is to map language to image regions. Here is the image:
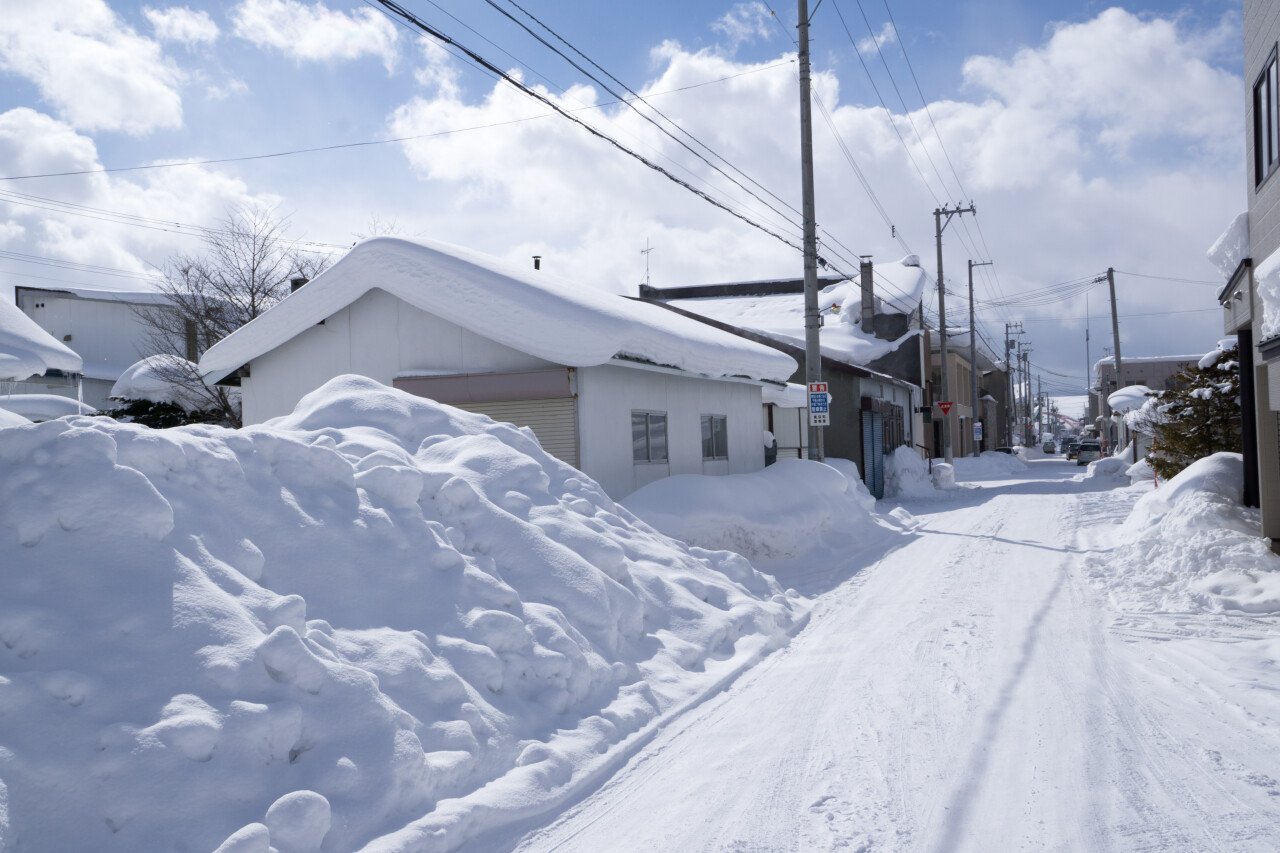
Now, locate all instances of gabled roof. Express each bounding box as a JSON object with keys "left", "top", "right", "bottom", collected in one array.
[
  {"left": 199, "top": 237, "right": 797, "bottom": 385},
  {"left": 0, "top": 298, "right": 83, "bottom": 381}
]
